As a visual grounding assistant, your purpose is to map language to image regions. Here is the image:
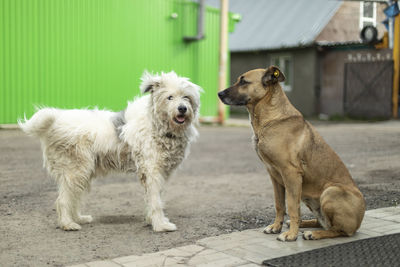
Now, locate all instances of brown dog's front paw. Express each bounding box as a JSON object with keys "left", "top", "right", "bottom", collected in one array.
[
  {"left": 277, "top": 231, "right": 298, "bottom": 242},
  {"left": 302, "top": 231, "right": 315, "bottom": 240},
  {"left": 263, "top": 223, "right": 282, "bottom": 234}
]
